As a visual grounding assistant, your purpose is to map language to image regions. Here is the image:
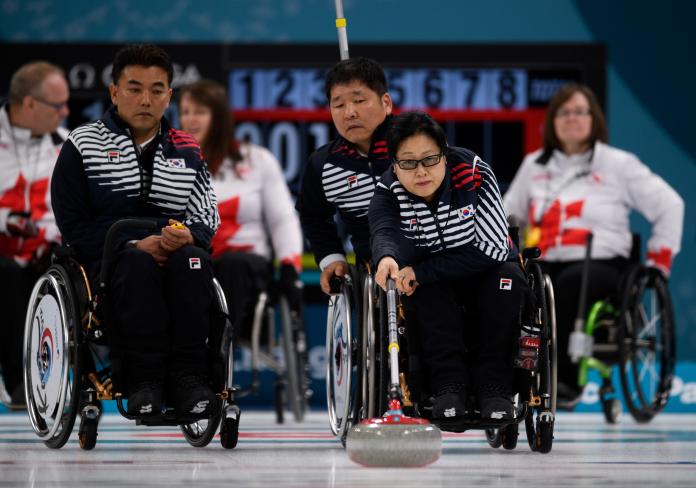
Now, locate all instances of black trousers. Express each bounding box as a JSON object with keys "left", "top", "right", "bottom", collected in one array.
[
  {"left": 404, "top": 261, "right": 526, "bottom": 393},
  {"left": 108, "top": 246, "right": 214, "bottom": 390},
  {"left": 213, "top": 252, "right": 272, "bottom": 342},
  {"left": 539, "top": 258, "right": 628, "bottom": 389},
  {"left": 0, "top": 256, "right": 38, "bottom": 394}
]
